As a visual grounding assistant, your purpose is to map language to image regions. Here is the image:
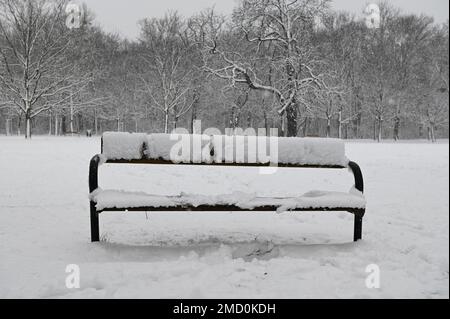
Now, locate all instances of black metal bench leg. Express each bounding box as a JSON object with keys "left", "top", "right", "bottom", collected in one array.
[
  {"left": 90, "top": 202, "right": 100, "bottom": 242},
  {"left": 354, "top": 213, "right": 363, "bottom": 242}
]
